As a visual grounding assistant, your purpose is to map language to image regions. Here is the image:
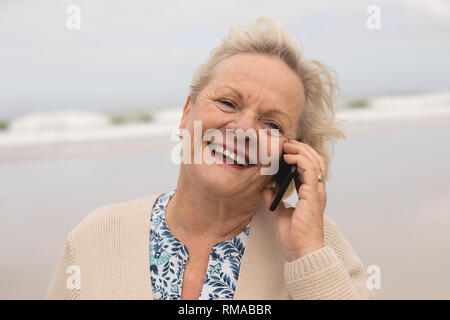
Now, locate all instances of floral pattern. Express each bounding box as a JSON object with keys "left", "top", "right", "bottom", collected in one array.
[{"left": 149, "top": 190, "right": 250, "bottom": 300}]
